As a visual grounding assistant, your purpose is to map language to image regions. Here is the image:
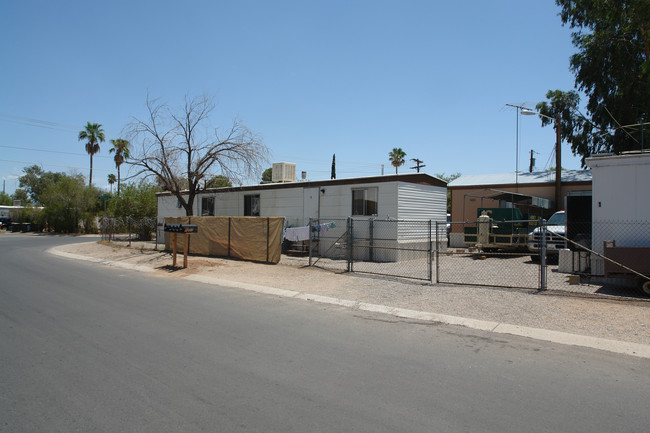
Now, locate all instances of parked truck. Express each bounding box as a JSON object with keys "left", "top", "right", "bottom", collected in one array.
[{"left": 527, "top": 210, "right": 567, "bottom": 263}]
